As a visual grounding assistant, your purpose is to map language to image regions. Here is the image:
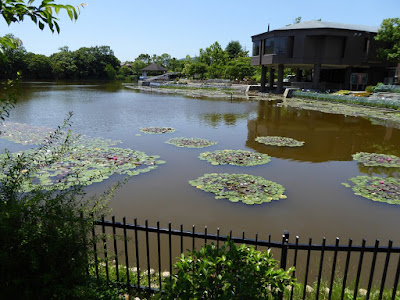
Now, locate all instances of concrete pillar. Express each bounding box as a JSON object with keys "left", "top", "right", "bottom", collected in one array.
[
  {"left": 268, "top": 68, "right": 275, "bottom": 88},
  {"left": 277, "top": 64, "right": 284, "bottom": 94},
  {"left": 312, "top": 63, "right": 321, "bottom": 89},
  {"left": 296, "top": 68, "right": 302, "bottom": 81},
  {"left": 344, "top": 67, "right": 352, "bottom": 90},
  {"left": 260, "top": 65, "right": 267, "bottom": 92}
]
